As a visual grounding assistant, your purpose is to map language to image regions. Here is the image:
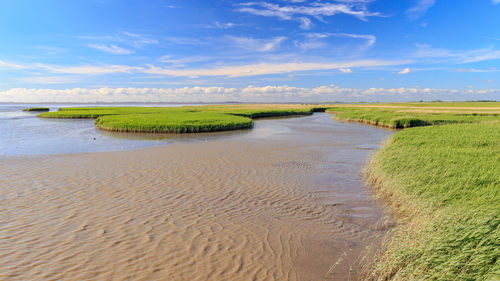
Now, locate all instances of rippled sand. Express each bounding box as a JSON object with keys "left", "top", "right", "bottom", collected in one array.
[{"left": 0, "top": 114, "right": 393, "bottom": 281}]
